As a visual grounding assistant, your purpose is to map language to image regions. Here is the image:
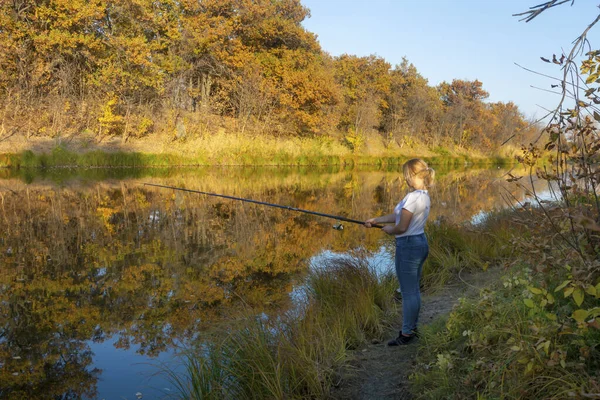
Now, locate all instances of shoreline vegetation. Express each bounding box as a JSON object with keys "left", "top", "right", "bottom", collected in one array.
[
  {"left": 2, "top": 1, "right": 596, "bottom": 398},
  {"left": 412, "top": 208, "right": 600, "bottom": 399},
  {"left": 0, "top": 134, "right": 517, "bottom": 169}
]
